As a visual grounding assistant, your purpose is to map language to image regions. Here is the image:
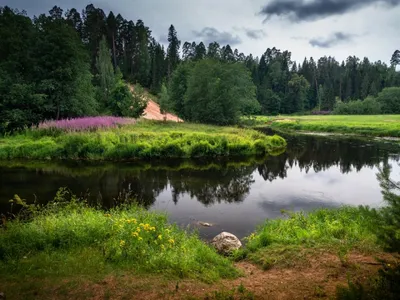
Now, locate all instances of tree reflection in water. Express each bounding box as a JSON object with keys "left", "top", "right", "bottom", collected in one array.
[{"left": 0, "top": 134, "right": 399, "bottom": 213}]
